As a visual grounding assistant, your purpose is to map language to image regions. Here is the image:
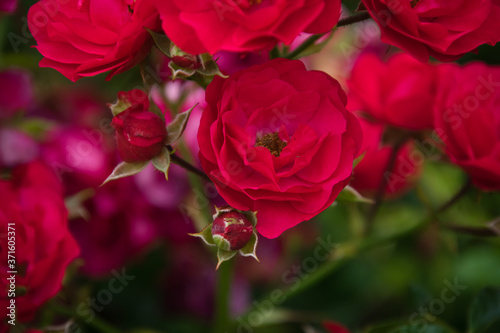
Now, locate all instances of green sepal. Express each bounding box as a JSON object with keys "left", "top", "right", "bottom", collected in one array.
[
  {"left": 336, "top": 185, "right": 374, "bottom": 204},
  {"left": 146, "top": 28, "right": 172, "bottom": 57},
  {"left": 101, "top": 161, "right": 149, "bottom": 186},
  {"left": 216, "top": 248, "right": 237, "bottom": 270},
  {"left": 188, "top": 223, "right": 216, "bottom": 247},
  {"left": 238, "top": 231, "right": 259, "bottom": 262},
  {"left": 353, "top": 151, "right": 366, "bottom": 168},
  {"left": 151, "top": 147, "right": 171, "bottom": 180},
  {"left": 165, "top": 104, "right": 197, "bottom": 145}
]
